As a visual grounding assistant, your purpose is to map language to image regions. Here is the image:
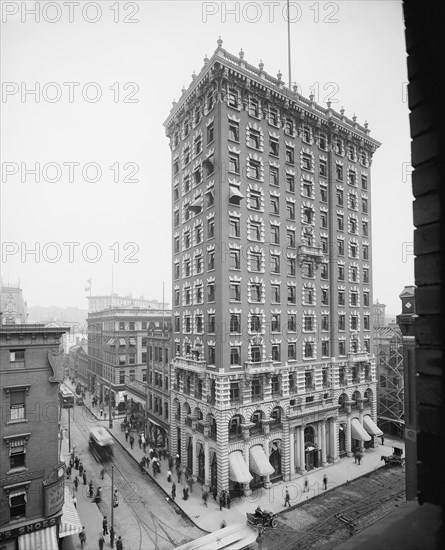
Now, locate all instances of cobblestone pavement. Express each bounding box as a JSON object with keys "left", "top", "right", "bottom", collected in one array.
[
  {"left": 261, "top": 466, "right": 406, "bottom": 550},
  {"left": 65, "top": 403, "right": 204, "bottom": 549}
]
